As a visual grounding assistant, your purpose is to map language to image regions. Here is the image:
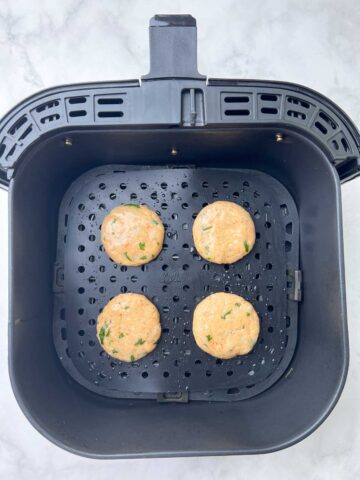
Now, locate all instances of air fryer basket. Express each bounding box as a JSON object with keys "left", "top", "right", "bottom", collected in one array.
[{"left": 0, "top": 15, "right": 358, "bottom": 458}]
